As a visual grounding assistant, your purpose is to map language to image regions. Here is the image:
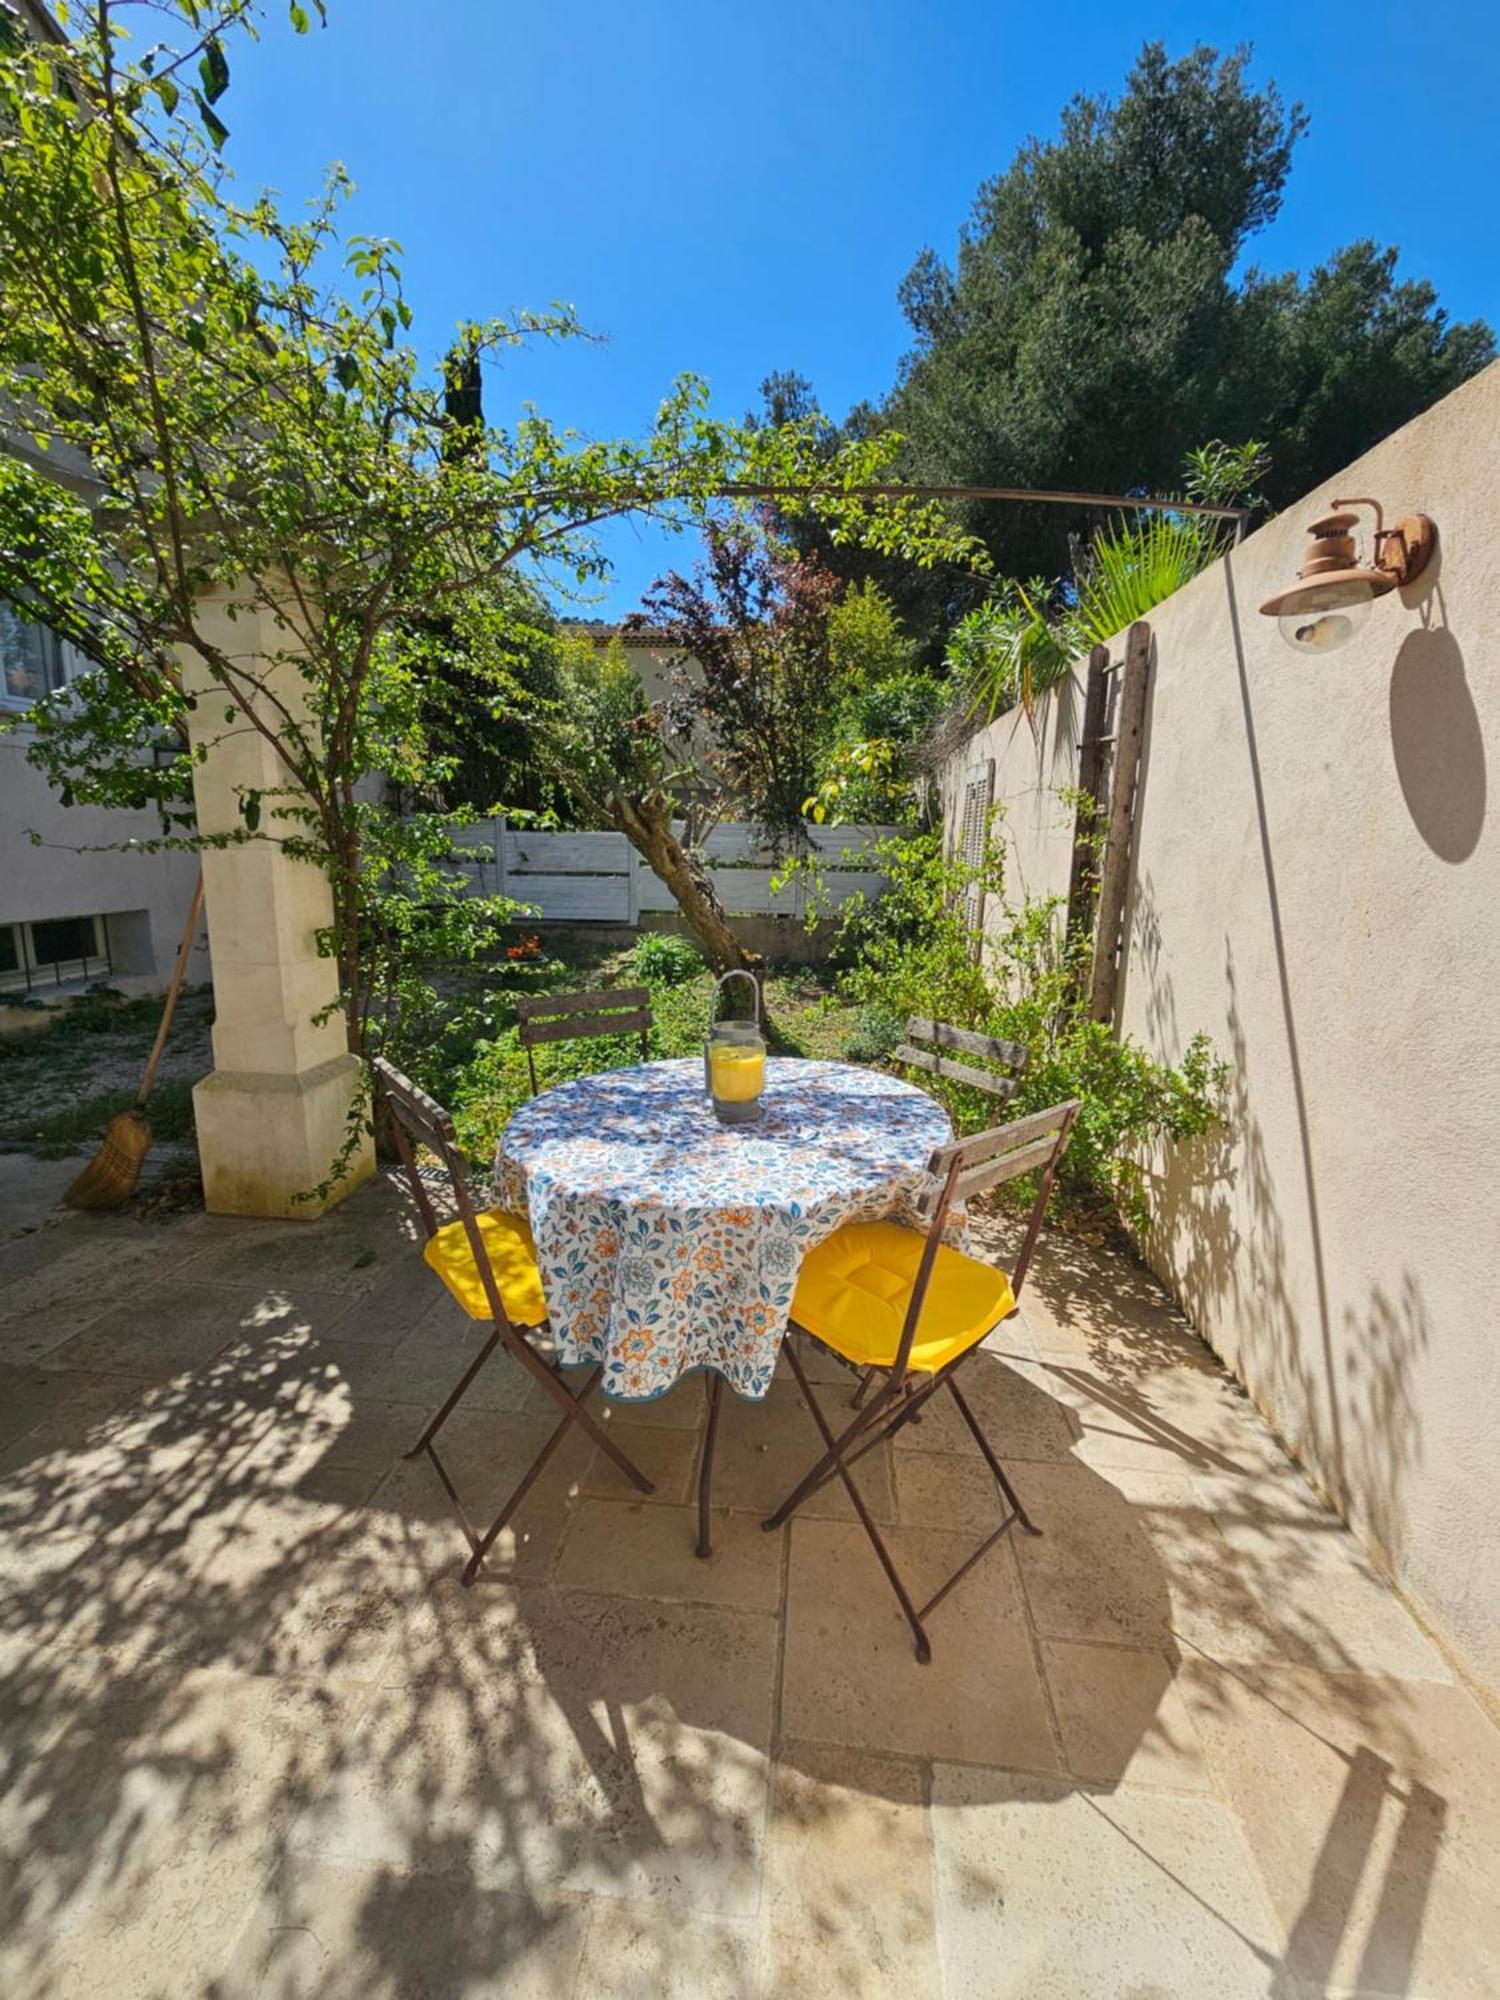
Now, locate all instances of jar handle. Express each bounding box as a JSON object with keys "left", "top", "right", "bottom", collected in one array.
[{"left": 708, "top": 966, "right": 761, "bottom": 1029}]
